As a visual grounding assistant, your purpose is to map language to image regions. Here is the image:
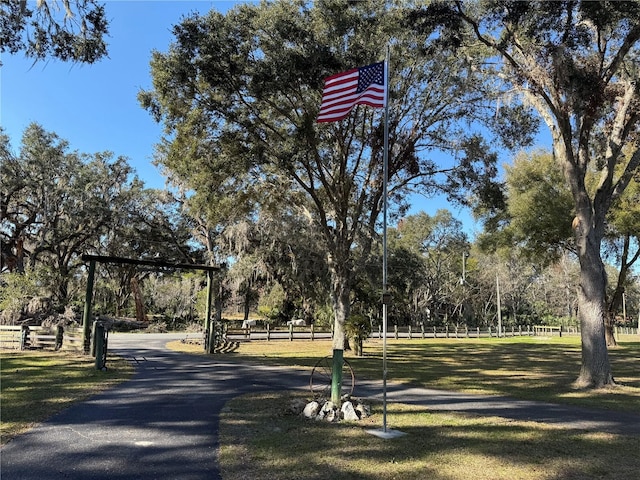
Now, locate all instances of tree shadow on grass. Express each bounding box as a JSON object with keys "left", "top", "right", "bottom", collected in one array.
[
  {"left": 351, "top": 339, "right": 640, "bottom": 411},
  {"left": 219, "top": 391, "right": 640, "bottom": 480}
]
